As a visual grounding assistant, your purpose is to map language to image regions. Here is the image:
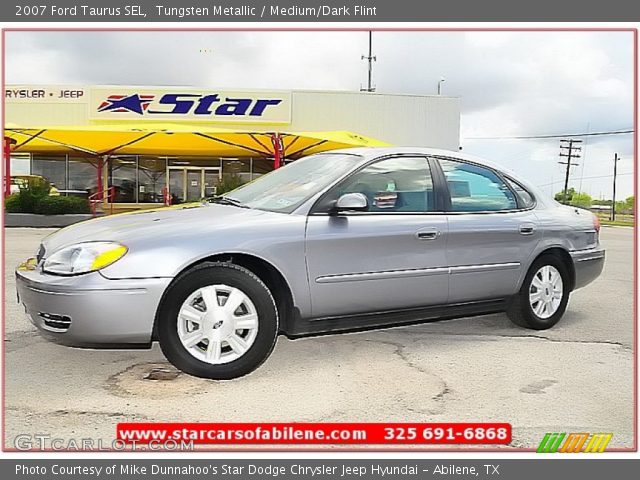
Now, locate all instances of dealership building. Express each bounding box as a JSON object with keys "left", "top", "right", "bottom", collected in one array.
[{"left": 5, "top": 85, "right": 460, "bottom": 209}]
